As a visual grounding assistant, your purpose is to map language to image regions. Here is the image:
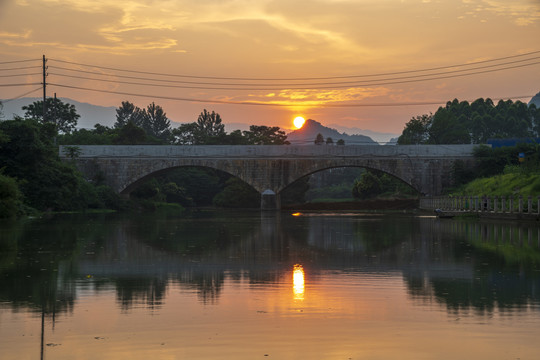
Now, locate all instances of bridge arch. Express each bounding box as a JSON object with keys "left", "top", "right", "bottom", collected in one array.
[
  {"left": 278, "top": 162, "right": 420, "bottom": 196},
  {"left": 120, "top": 163, "right": 257, "bottom": 196}
]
